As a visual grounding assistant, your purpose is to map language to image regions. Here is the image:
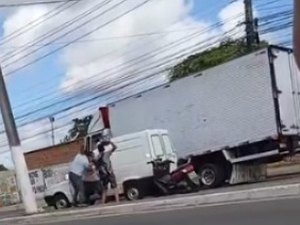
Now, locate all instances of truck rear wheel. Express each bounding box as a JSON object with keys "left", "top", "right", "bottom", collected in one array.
[{"left": 199, "top": 163, "right": 225, "bottom": 188}]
